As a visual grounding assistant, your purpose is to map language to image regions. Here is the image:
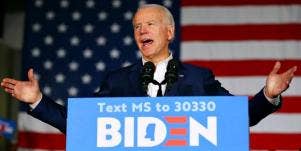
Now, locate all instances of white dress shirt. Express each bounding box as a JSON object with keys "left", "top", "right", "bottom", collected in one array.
[{"left": 142, "top": 54, "right": 173, "bottom": 97}]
